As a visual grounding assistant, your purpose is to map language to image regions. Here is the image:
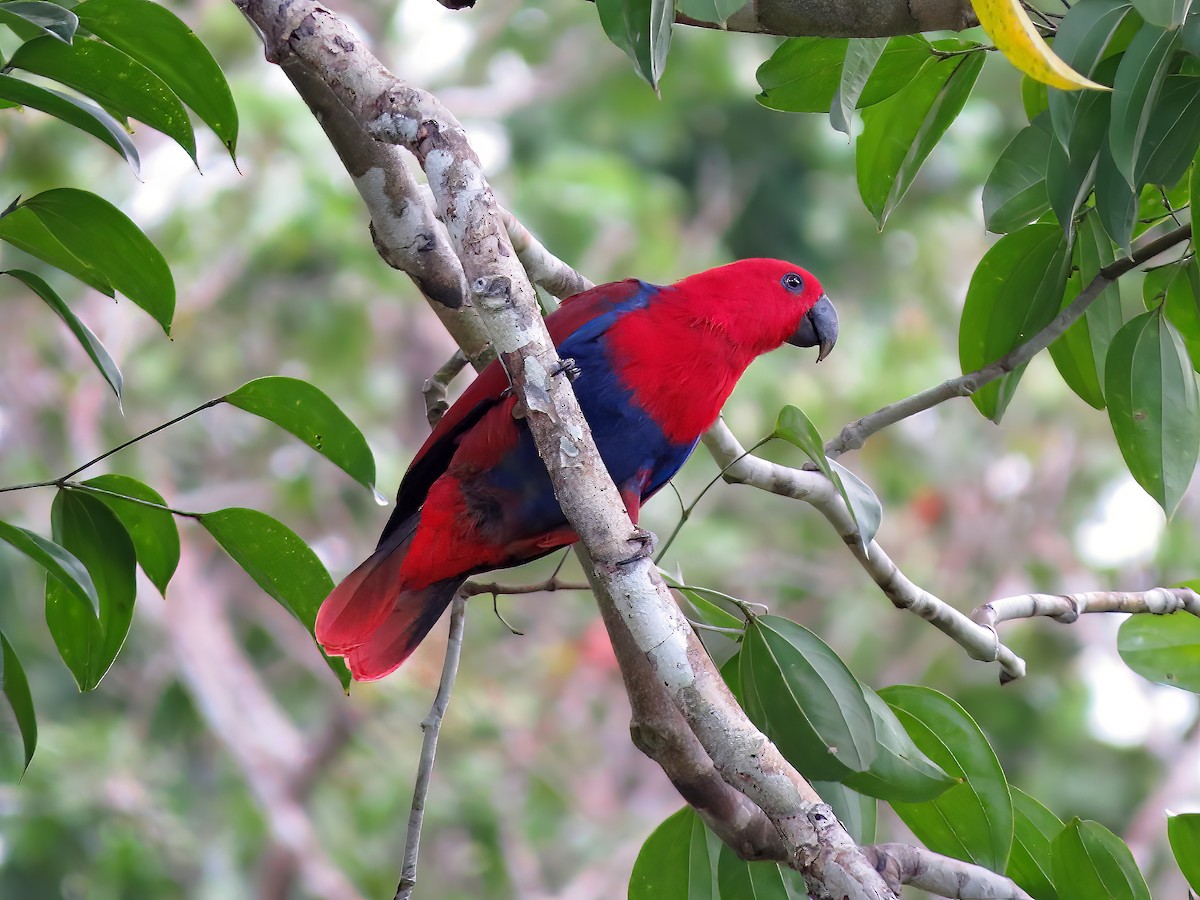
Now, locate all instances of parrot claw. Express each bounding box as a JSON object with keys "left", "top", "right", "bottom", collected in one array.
[
  {"left": 616, "top": 527, "right": 657, "bottom": 566},
  {"left": 551, "top": 357, "right": 581, "bottom": 382}
]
